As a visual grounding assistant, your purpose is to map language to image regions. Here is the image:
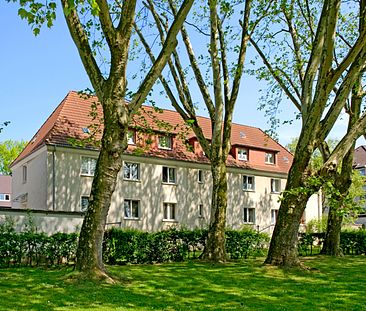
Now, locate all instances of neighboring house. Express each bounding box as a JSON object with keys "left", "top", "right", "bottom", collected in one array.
[
  {"left": 9, "top": 91, "right": 320, "bottom": 234},
  {"left": 0, "top": 175, "right": 12, "bottom": 208},
  {"left": 353, "top": 146, "right": 366, "bottom": 226}
]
